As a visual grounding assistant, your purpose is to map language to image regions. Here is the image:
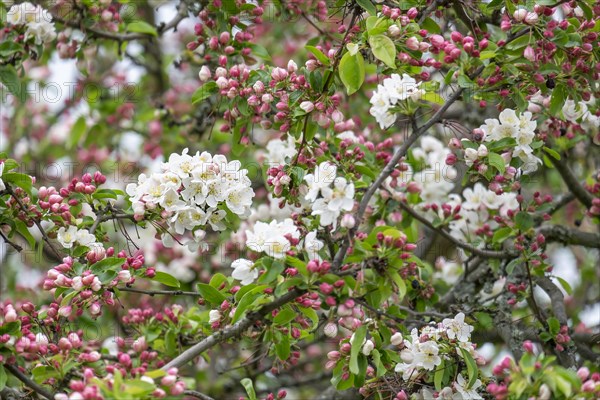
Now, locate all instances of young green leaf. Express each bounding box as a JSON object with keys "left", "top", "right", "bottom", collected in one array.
[
  {"left": 369, "top": 34, "right": 396, "bottom": 68},
  {"left": 339, "top": 51, "right": 365, "bottom": 95}
]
